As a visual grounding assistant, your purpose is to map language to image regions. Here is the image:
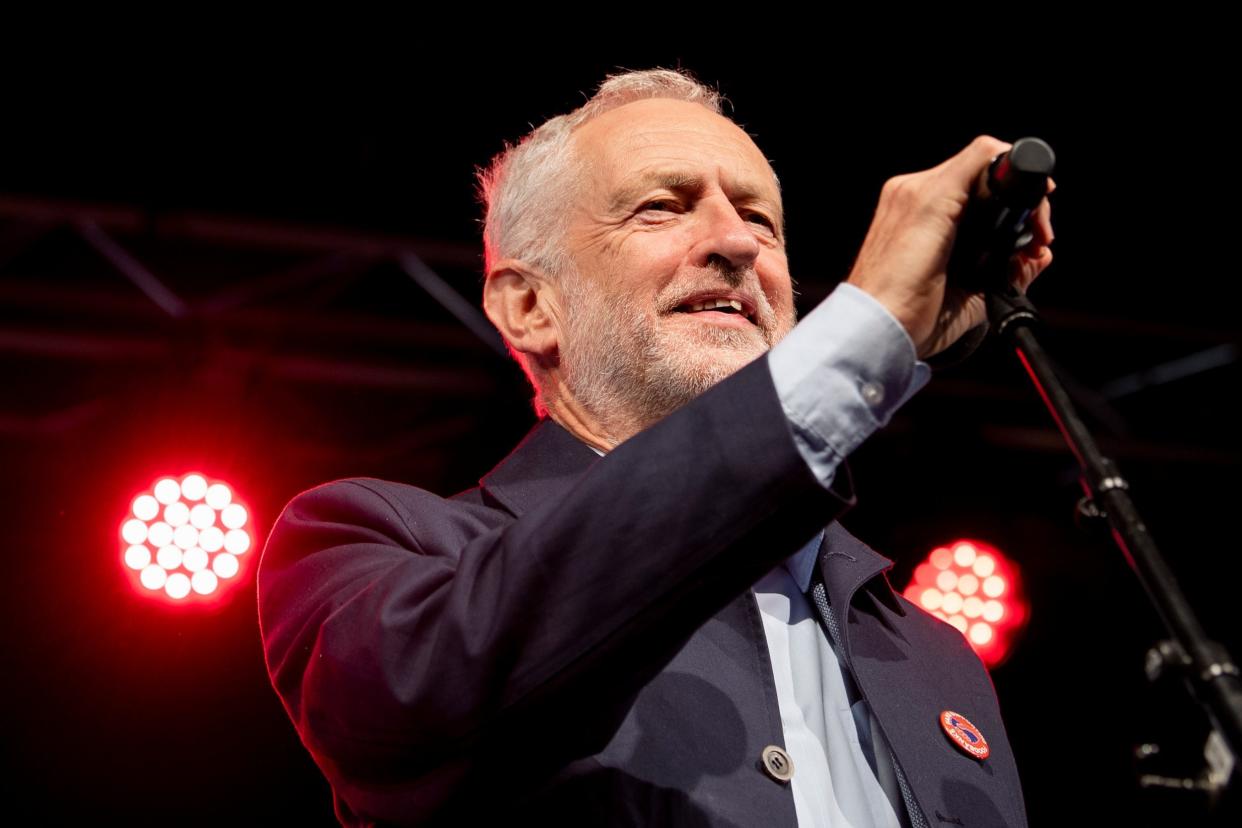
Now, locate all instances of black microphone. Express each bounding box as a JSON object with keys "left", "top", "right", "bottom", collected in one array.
[
  {"left": 948, "top": 136, "right": 1056, "bottom": 295},
  {"left": 925, "top": 138, "right": 1055, "bottom": 370}
]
